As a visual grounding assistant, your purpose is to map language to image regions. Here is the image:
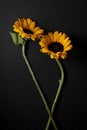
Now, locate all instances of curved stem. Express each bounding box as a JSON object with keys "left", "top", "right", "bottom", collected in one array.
[
  {"left": 22, "top": 43, "right": 58, "bottom": 130},
  {"left": 45, "top": 59, "right": 64, "bottom": 130}
]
